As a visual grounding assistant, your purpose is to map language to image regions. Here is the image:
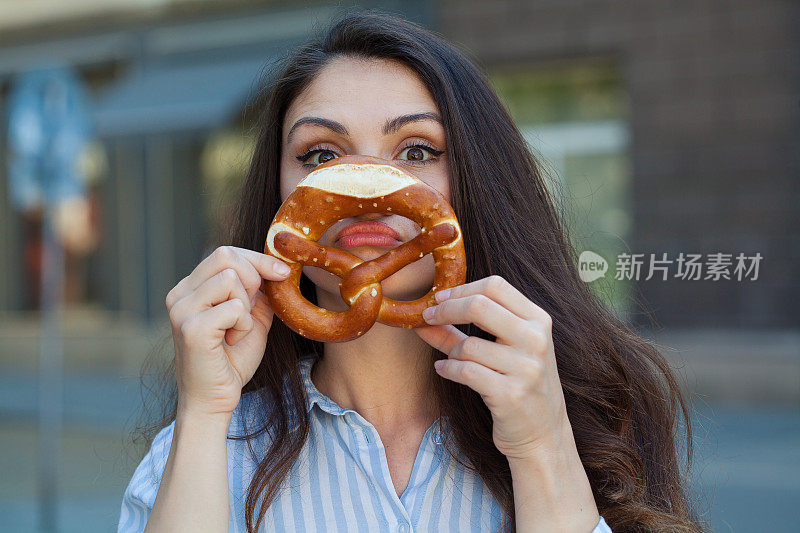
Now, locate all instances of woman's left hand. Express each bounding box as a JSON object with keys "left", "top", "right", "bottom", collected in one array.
[{"left": 415, "top": 275, "right": 572, "bottom": 460}]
